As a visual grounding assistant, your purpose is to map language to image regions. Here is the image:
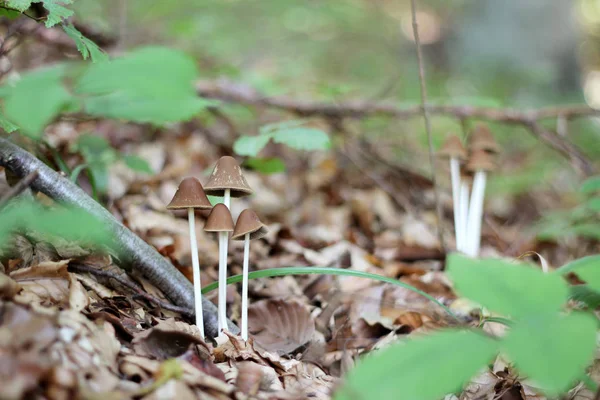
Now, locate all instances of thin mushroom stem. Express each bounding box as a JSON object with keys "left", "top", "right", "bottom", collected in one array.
[
  {"left": 188, "top": 208, "right": 204, "bottom": 337},
  {"left": 241, "top": 232, "right": 250, "bottom": 340},
  {"left": 466, "top": 170, "right": 487, "bottom": 257},
  {"left": 459, "top": 180, "right": 470, "bottom": 253},
  {"left": 223, "top": 189, "right": 231, "bottom": 209},
  {"left": 218, "top": 231, "right": 229, "bottom": 333},
  {"left": 449, "top": 157, "right": 461, "bottom": 250}
]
